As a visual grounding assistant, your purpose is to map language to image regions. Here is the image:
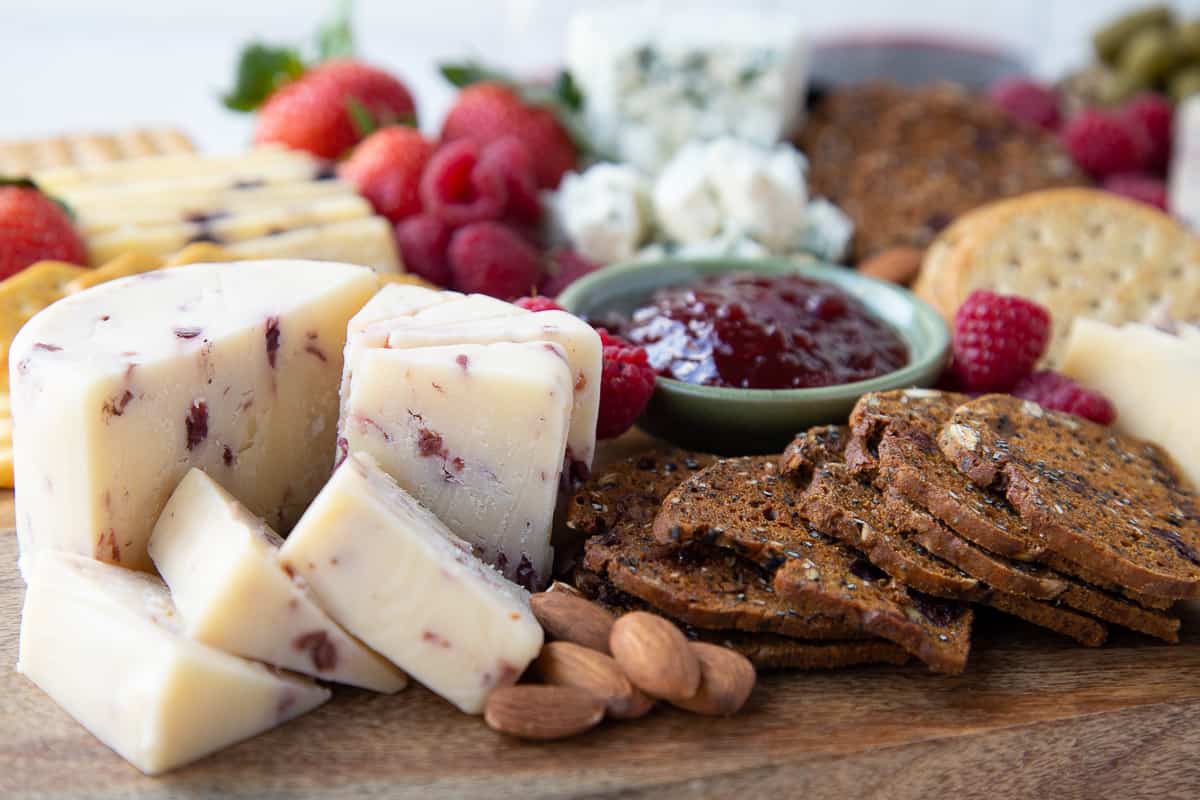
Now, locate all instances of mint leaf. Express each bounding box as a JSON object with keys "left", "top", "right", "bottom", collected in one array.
[
  {"left": 438, "top": 61, "right": 513, "bottom": 88},
  {"left": 316, "top": 0, "right": 356, "bottom": 61},
  {"left": 222, "top": 43, "right": 306, "bottom": 112}
]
